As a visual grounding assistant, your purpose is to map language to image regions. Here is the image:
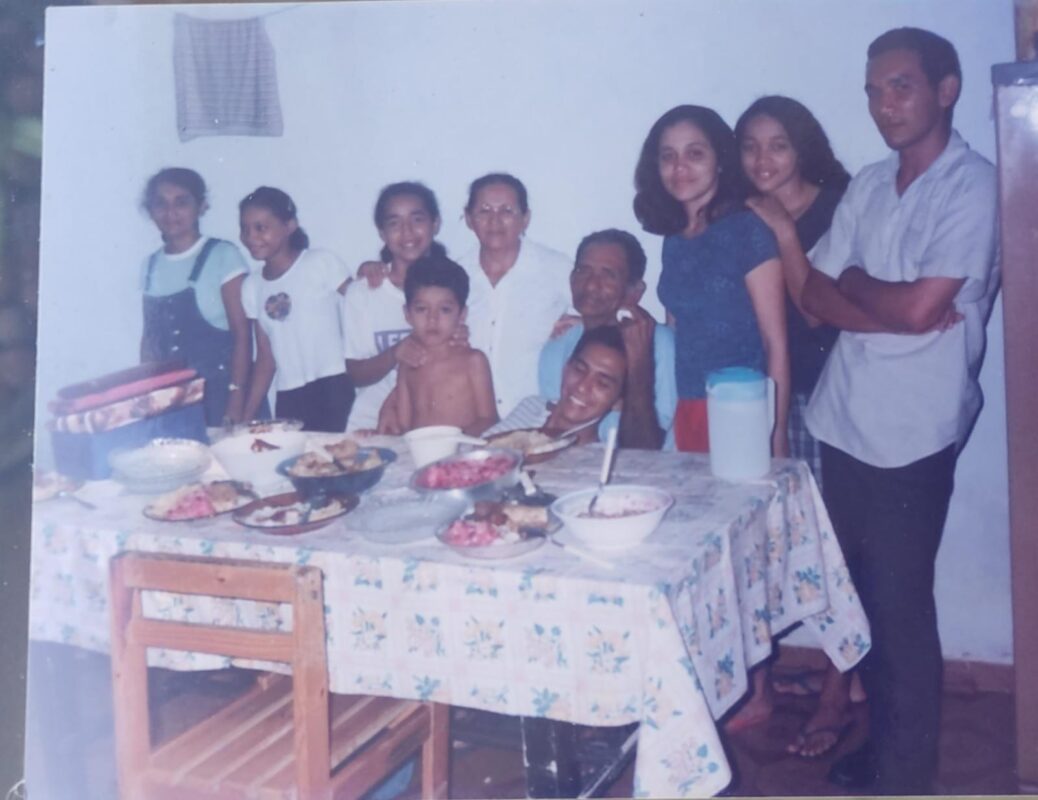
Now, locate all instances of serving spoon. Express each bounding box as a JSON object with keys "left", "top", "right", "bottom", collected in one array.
[
  {"left": 556, "top": 417, "right": 601, "bottom": 441},
  {"left": 587, "top": 426, "right": 619, "bottom": 515}
]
